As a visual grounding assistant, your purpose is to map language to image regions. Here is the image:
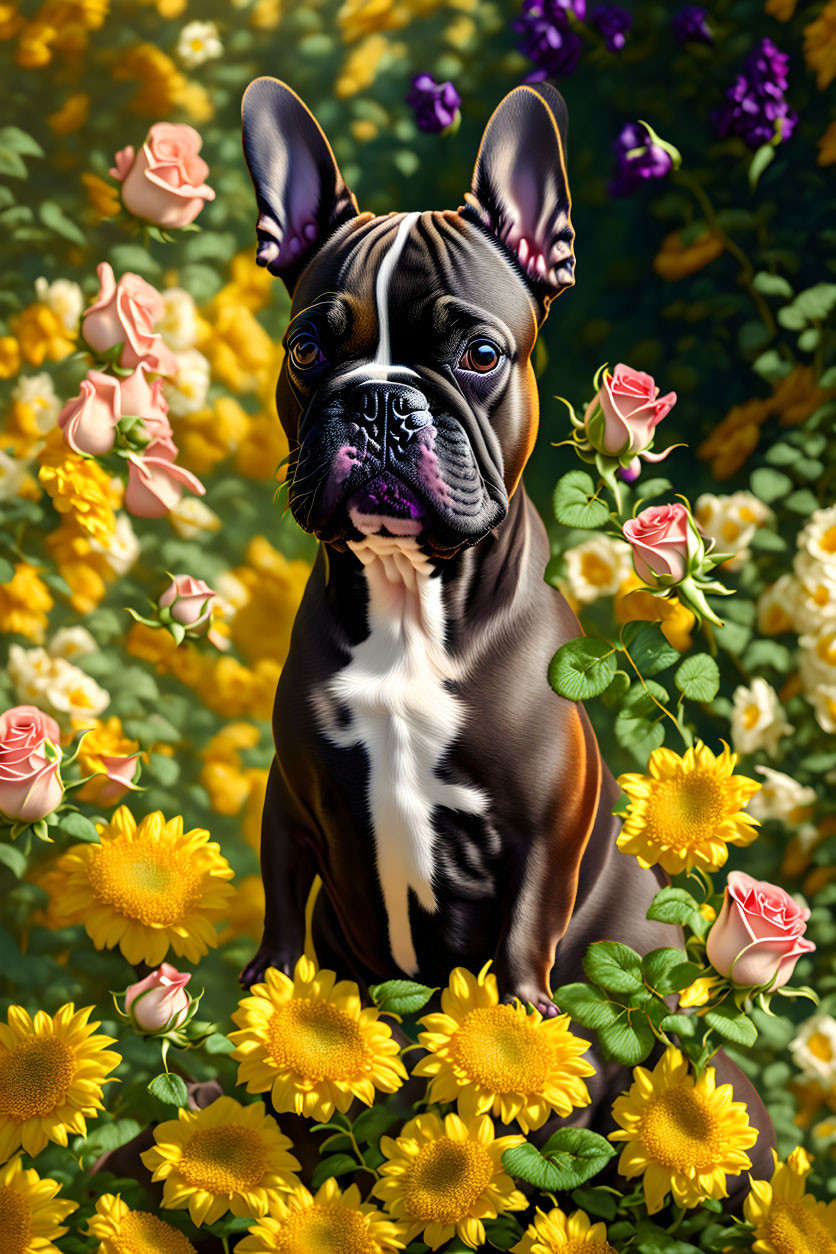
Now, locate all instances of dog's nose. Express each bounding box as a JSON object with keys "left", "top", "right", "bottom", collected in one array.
[{"left": 348, "top": 380, "right": 433, "bottom": 454}]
